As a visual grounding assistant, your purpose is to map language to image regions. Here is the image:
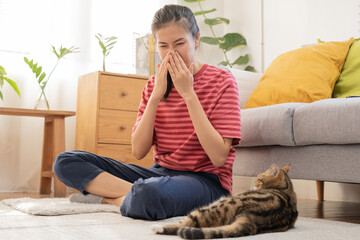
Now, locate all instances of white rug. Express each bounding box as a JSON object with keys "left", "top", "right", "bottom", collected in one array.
[
  {"left": 1, "top": 197, "right": 120, "bottom": 215},
  {"left": 0, "top": 199, "right": 359, "bottom": 240}
]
